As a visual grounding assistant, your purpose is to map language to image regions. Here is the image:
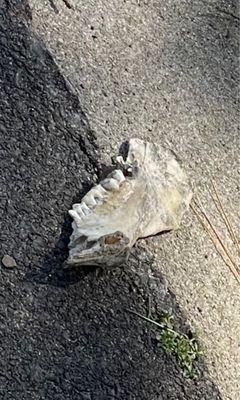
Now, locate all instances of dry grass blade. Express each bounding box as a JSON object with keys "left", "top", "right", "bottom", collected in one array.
[
  {"left": 195, "top": 199, "right": 238, "bottom": 269},
  {"left": 191, "top": 201, "right": 240, "bottom": 284},
  {"left": 209, "top": 178, "right": 240, "bottom": 255},
  {"left": 195, "top": 196, "right": 239, "bottom": 273}
]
